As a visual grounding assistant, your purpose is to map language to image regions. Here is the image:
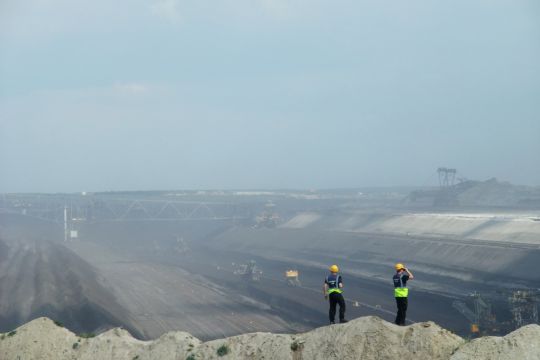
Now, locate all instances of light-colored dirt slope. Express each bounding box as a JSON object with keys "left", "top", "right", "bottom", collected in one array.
[
  {"left": 282, "top": 211, "right": 540, "bottom": 244},
  {"left": 450, "top": 324, "right": 540, "bottom": 360},
  {"left": 0, "top": 316, "right": 527, "bottom": 360}
]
